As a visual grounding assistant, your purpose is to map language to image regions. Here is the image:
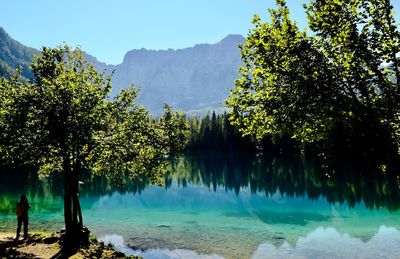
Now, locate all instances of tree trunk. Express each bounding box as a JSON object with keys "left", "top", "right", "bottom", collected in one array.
[
  {"left": 63, "top": 157, "right": 73, "bottom": 242},
  {"left": 62, "top": 157, "right": 85, "bottom": 253},
  {"left": 72, "top": 163, "right": 83, "bottom": 229}
]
